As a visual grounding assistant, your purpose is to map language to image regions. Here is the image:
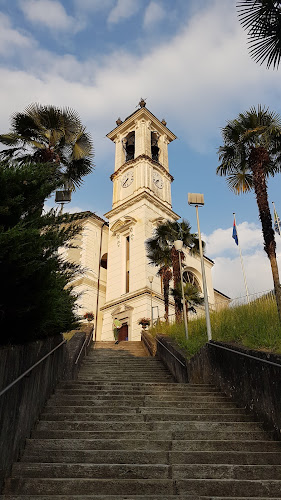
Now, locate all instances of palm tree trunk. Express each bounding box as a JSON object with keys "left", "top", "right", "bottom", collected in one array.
[
  {"left": 162, "top": 268, "right": 172, "bottom": 322},
  {"left": 251, "top": 147, "right": 281, "bottom": 324},
  {"left": 171, "top": 246, "right": 182, "bottom": 322}
]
